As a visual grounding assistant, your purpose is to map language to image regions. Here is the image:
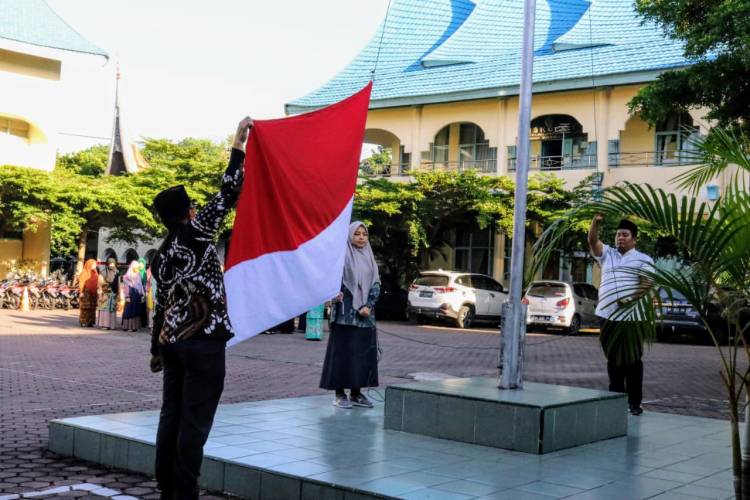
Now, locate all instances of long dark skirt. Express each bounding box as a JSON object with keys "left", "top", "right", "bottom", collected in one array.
[
  {"left": 122, "top": 288, "right": 144, "bottom": 330},
  {"left": 319, "top": 323, "right": 378, "bottom": 390}
]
